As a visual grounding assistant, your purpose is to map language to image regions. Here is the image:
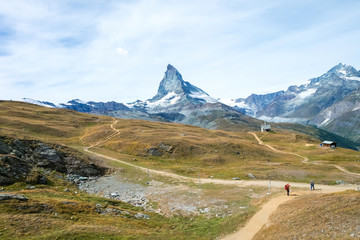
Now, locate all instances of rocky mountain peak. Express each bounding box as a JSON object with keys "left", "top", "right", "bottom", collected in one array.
[
  {"left": 149, "top": 64, "right": 215, "bottom": 105},
  {"left": 150, "top": 64, "right": 184, "bottom": 101},
  {"left": 167, "top": 64, "right": 177, "bottom": 71},
  {"left": 323, "top": 63, "right": 360, "bottom": 79}
]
